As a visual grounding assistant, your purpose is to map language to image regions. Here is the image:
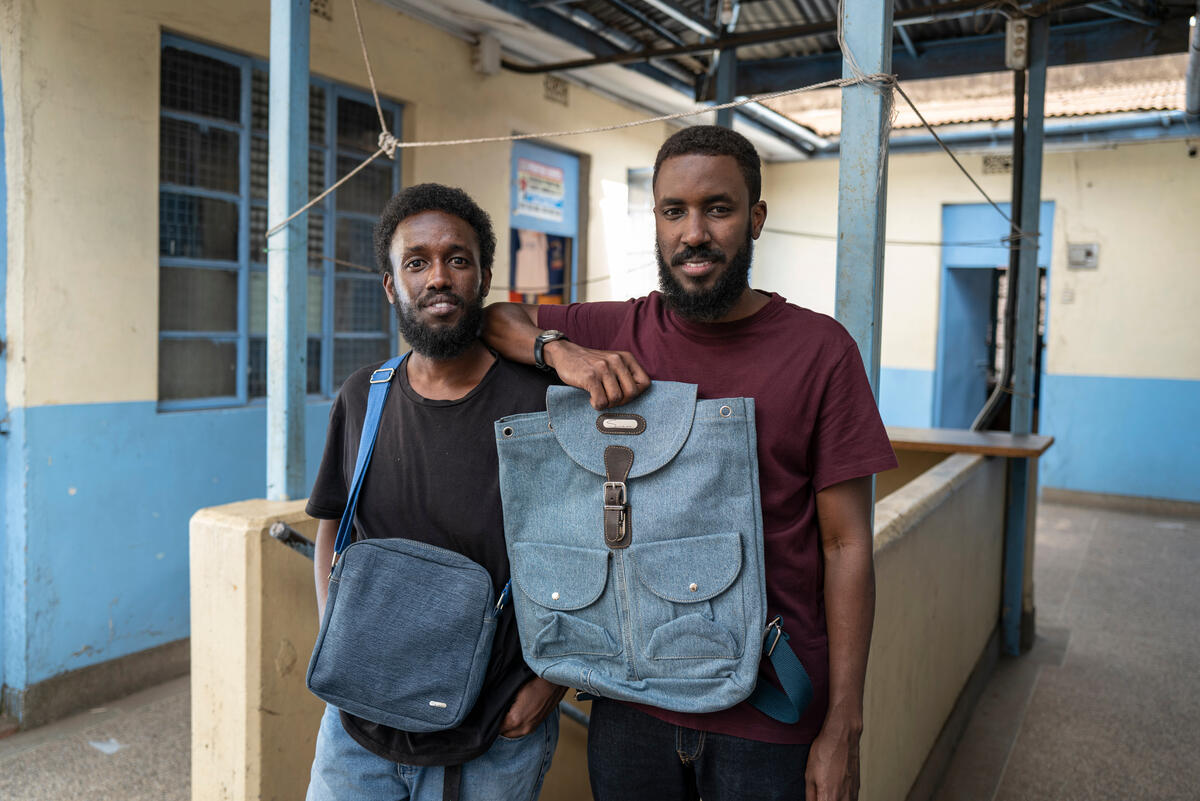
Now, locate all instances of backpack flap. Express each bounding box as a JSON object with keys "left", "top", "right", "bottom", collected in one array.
[{"left": 544, "top": 381, "right": 698, "bottom": 479}]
